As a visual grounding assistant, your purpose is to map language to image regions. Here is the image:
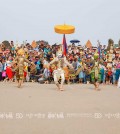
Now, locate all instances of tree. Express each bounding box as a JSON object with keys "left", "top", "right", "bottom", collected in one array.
[
  {"left": 2, "top": 40, "right": 11, "bottom": 49},
  {"left": 107, "top": 39, "right": 114, "bottom": 51},
  {"left": 118, "top": 40, "right": 120, "bottom": 48}
]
